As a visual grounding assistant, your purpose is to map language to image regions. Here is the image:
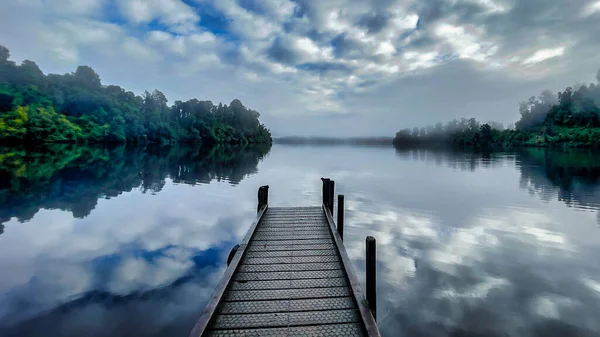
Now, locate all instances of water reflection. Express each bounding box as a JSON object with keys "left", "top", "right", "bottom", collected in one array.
[
  {"left": 0, "top": 143, "right": 271, "bottom": 223},
  {"left": 1, "top": 144, "right": 600, "bottom": 337},
  {"left": 358, "top": 147, "right": 600, "bottom": 336},
  {"left": 395, "top": 147, "right": 600, "bottom": 216},
  {"left": 0, "top": 143, "right": 270, "bottom": 337},
  {"left": 517, "top": 149, "right": 600, "bottom": 213}
]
